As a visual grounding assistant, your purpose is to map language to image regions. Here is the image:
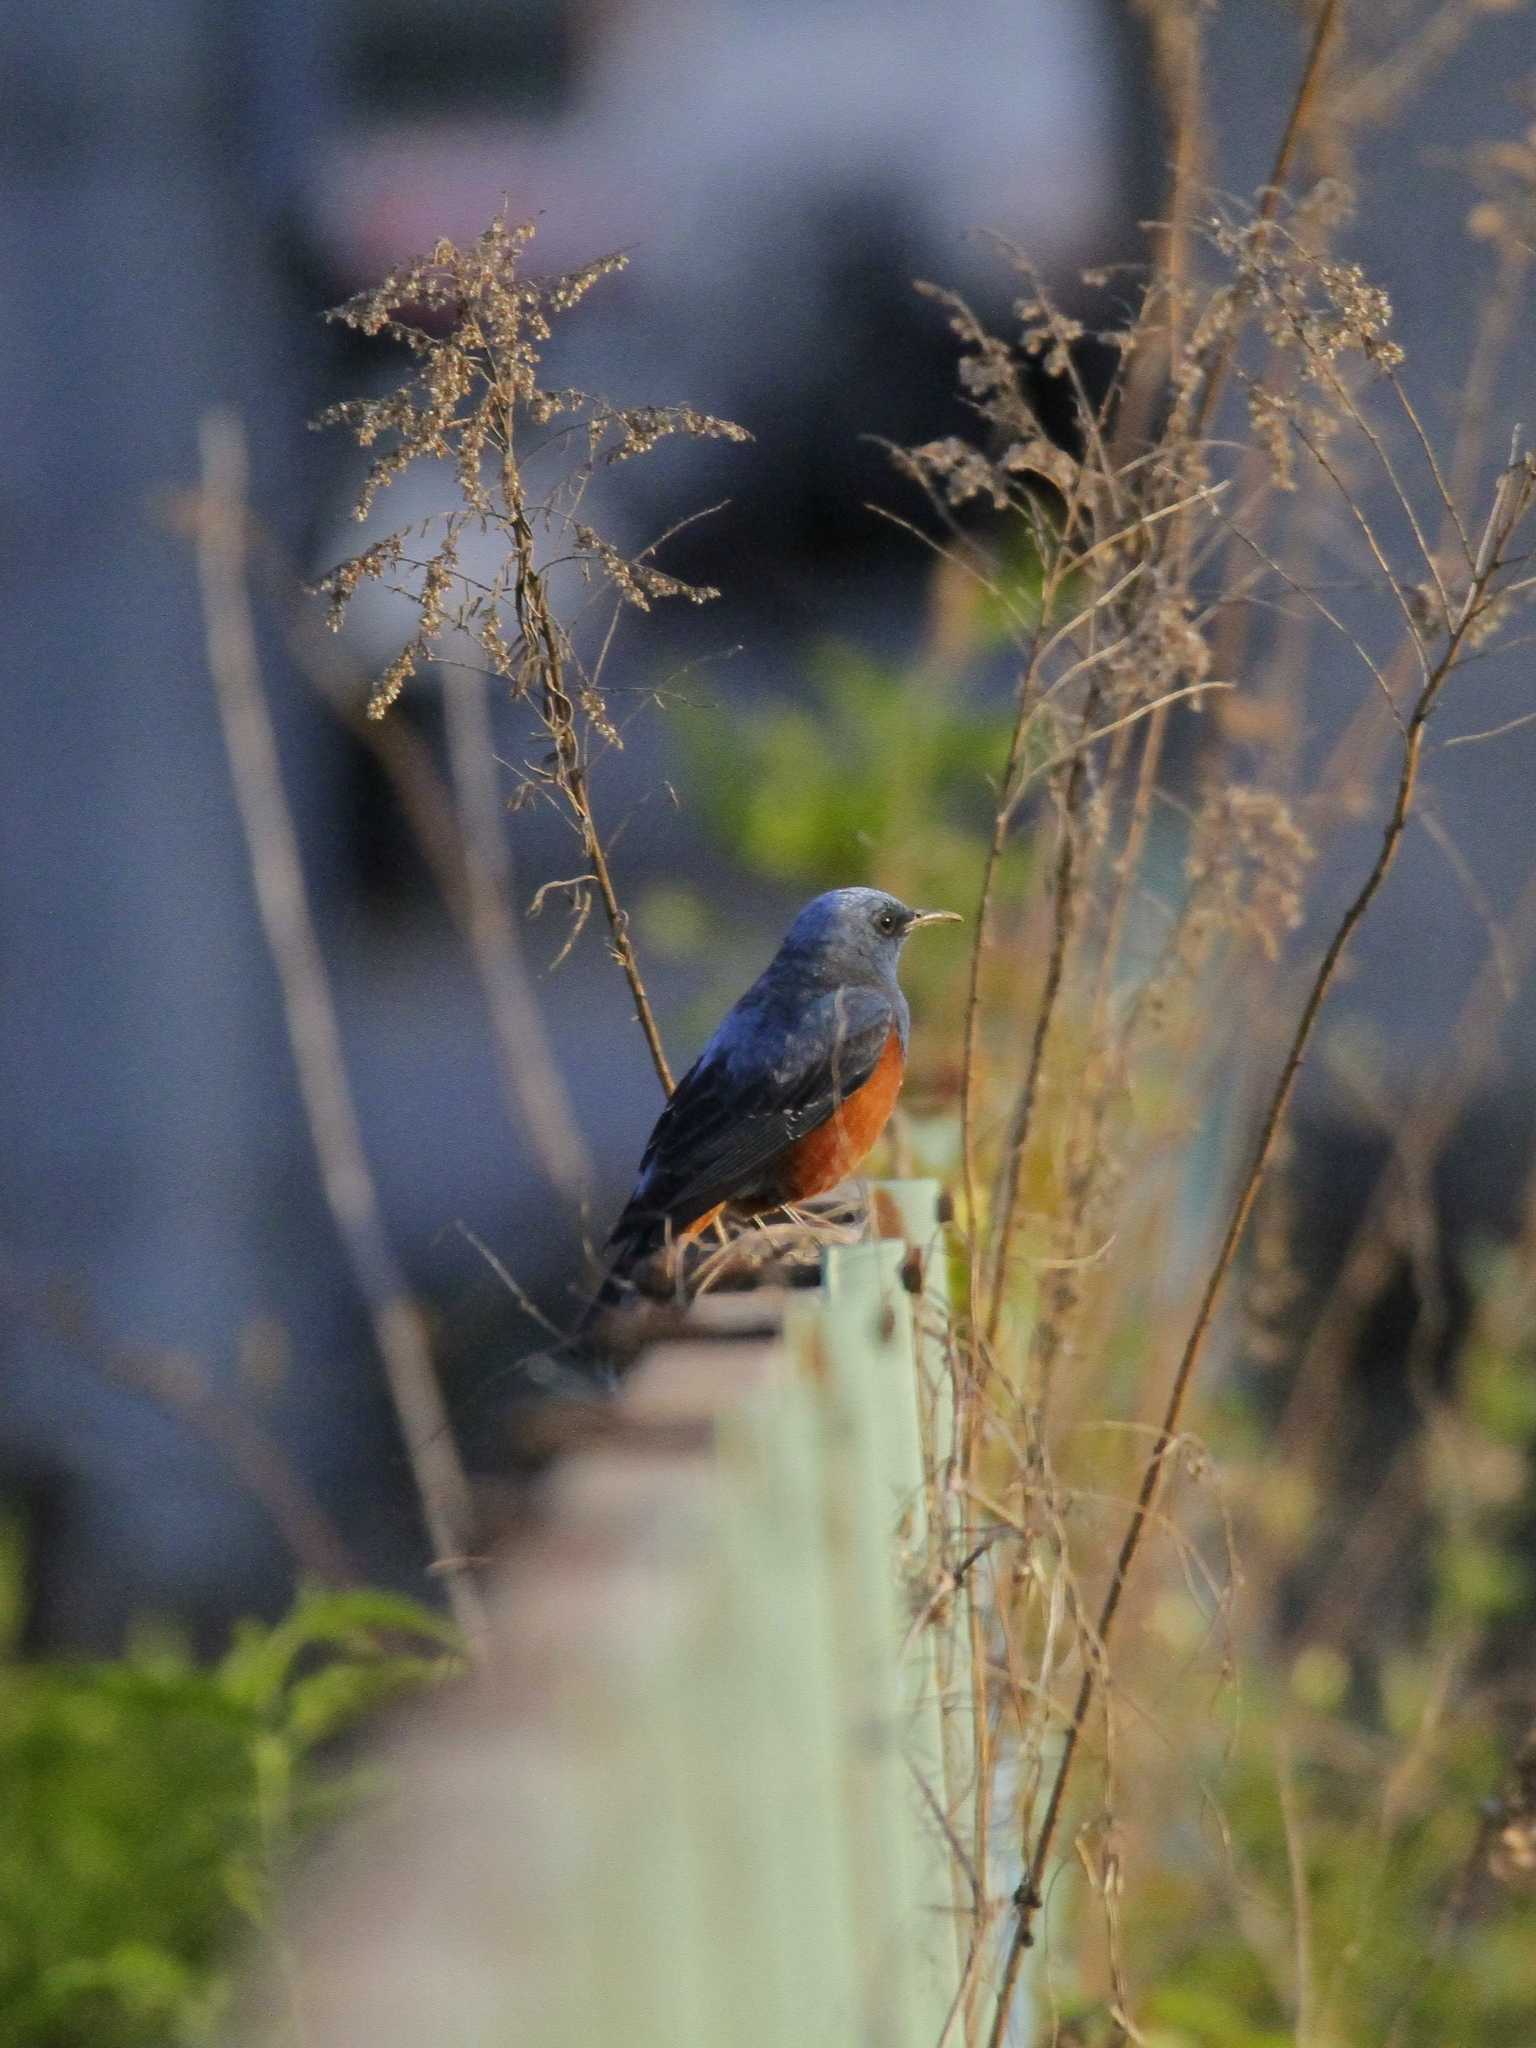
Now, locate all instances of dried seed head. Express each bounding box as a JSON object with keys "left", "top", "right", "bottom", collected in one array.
[{"left": 312, "top": 214, "right": 746, "bottom": 731}]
